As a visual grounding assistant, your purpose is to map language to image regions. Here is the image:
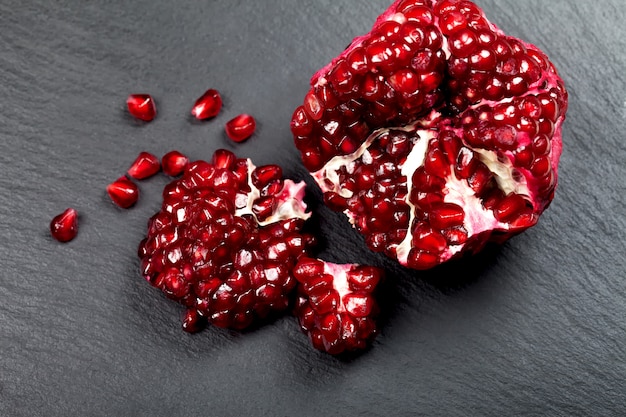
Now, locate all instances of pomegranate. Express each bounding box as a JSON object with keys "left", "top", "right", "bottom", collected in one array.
[
  {"left": 293, "top": 257, "right": 382, "bottom": 354},
  {"left": 225, "top": 114, "right": 256, "bottom": 143},
  {"left": 138, "top": 149, "right": 315, "bottom": 331},
  {"left": 161, "top": 150, "right": 190, "bottom": 177},
  {"left": 127, "top": 94, "right": 156, "bottom": 122},
  {"left": 127, "top": 152, "right": 160, "bottom": 180},
  {"left": 50, "top": 208, "right": 79, "bottom": 242},
  {"left": 107, "top": 176, "right": 140, "bottom": 208},
  {"left": 191, "top": 89, "right": 223, "bottom": 120},
  {"left": 291, "top": 0, "right": 568, "bottom": 269}
]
